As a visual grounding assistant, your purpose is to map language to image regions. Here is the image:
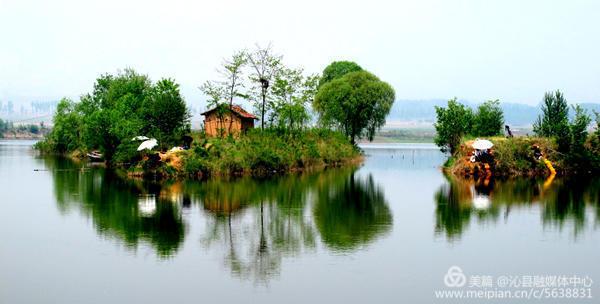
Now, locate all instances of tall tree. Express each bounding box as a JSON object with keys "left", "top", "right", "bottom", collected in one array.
[
  {"left": 318, "top": 61, "right": 363, "bottom": 88},
  {"left": 223, "top": 51, "right": 248, "bottom": 133},
  {"left": 569, "top": 105, "right": 591, "bottom": 151},
  {"left": 270, "top": 67, "right": 319, "bottom": 131},
  {"left": 247, "top": 44, "right": 282, "bottom": 129},
  {"left": 143, "top": 78, "right": 191, "bottom": 145},
  {"left": 472, "top": 99, "right": 504, "bottom": 136},
  {"left": 46, "top": 98, "right": 82, "bottom": 153},
  {"left": 533, "top": 90, "right": 570, "bottom": 151},
  {"left": 200, "top": 50, "right": 248, "bottom": 134},
  {"left": 40, "top": 69, "right": 190, "bottom": 163},
  {"left": 314, "top": 70, "right": 395, "bottom": 144},
  {"left": 200, "top": 81, "right": 227, "bottom": 137},
  {"left": 434, "top": 98, "right": 474, "bottom": 154},
  {"left": 590, "top": 111, "right": 600, "bottom": 155}
]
